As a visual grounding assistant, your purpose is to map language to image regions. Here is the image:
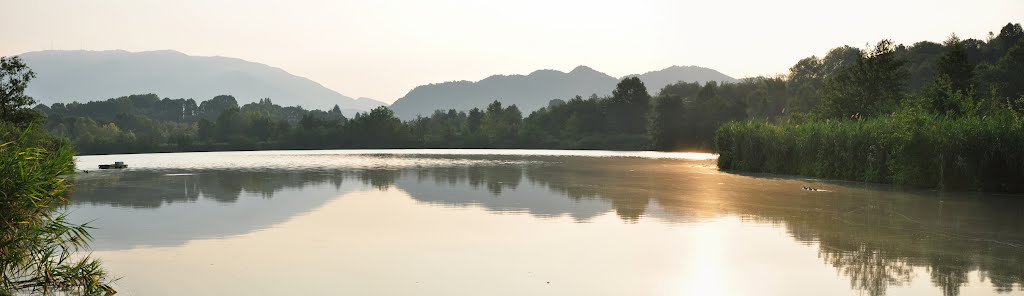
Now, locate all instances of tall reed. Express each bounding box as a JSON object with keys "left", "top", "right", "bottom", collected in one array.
[
  {"left": 715, "top": 107, "right": 1024, "bottom": 192},
  {"left": 0, "top": 124, "right": 115, "bottom": 295}
]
